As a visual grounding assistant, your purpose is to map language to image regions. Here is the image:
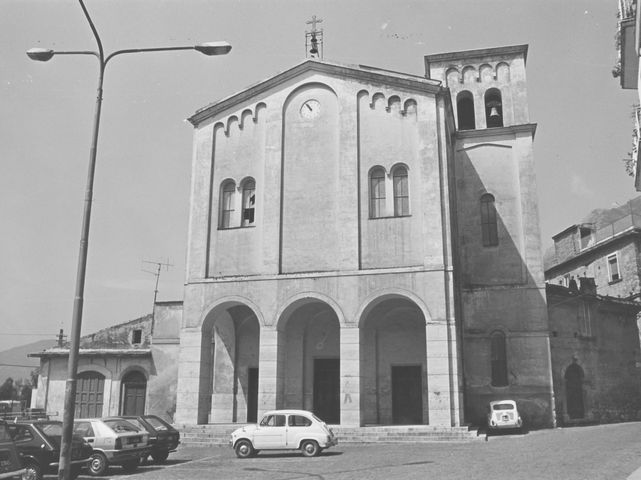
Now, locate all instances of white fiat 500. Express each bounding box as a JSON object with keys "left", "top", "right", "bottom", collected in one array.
[
  {"left": 230, "top": 409, "right": 338, "bottom": 458},
  {"left": 487, "top": 400, "right": 523, "bottom": 431}
]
